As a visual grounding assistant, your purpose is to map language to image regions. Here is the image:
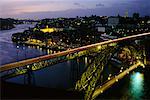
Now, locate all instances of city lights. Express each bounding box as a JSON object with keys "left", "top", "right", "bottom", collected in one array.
[
  {"left": 97, "top": 45, "right": 102, "bottom": 50},
  {"left": 0, "top": 1, "right": 149, "bottom": 99}
]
